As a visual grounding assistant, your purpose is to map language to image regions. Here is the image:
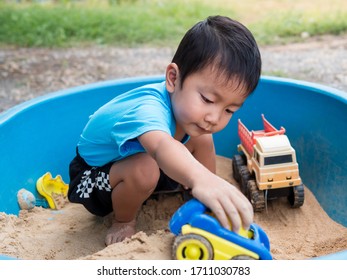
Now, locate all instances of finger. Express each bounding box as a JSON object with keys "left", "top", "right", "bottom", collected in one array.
[
  {"left": 220, "top": 196, "right": 242, "bottom": 233},
  {"left": 210, "top": 202, "right": 230, "bottom": 230},
  {"left": 231, "top": 193, "right": 254, "bottom": 230}
]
